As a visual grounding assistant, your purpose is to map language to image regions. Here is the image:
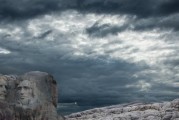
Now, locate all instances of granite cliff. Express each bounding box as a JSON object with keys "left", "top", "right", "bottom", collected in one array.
[{"left": 0, "top": 71, "right": 64, "bottom": 120}]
